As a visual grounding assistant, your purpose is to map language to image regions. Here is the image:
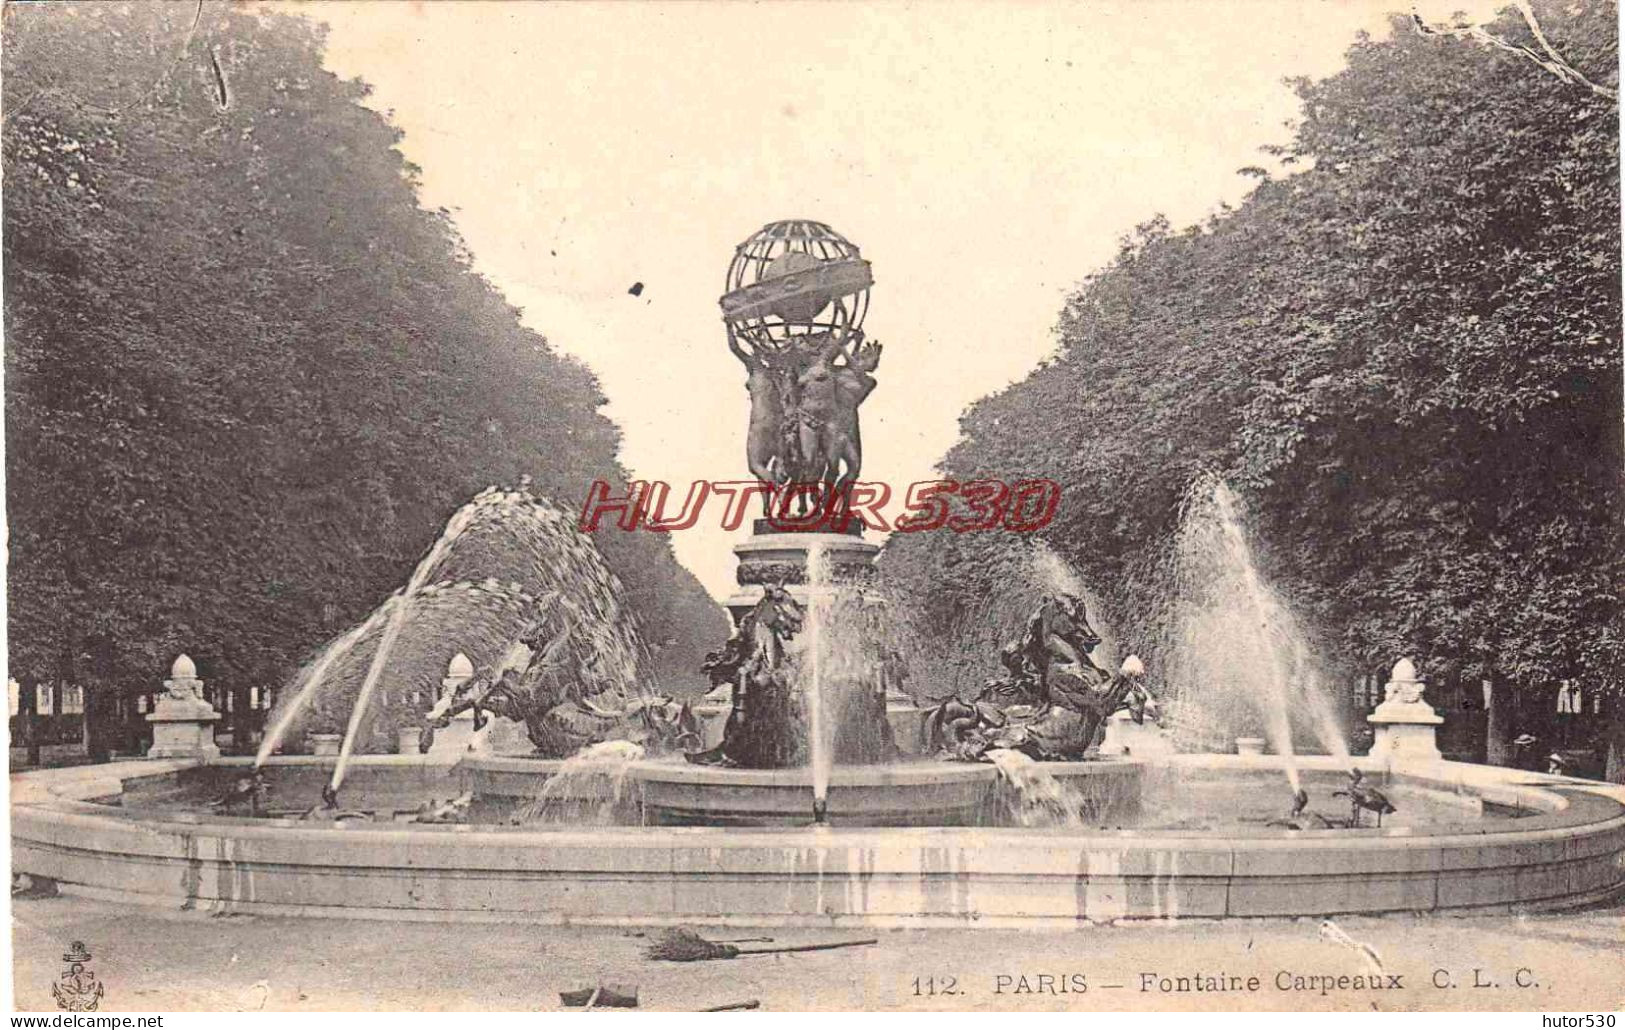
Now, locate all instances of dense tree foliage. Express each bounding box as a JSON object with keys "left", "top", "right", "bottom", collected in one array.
[
  {"left": 3, "top": 3, "right": 727, "bottom": 740},
  {"left": 881, "top": 3, "right": 1622, "bottom": 767}
]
